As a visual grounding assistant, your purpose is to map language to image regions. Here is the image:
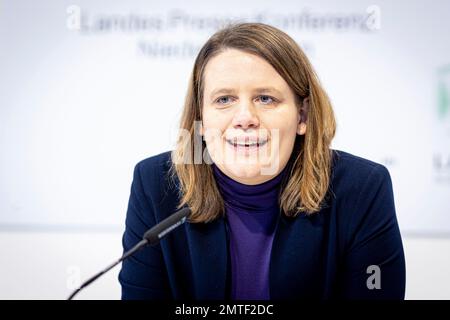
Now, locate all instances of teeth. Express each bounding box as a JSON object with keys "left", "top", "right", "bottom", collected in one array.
[{"left": 226, "top": 139, "right": 267, "bottom": 147}]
